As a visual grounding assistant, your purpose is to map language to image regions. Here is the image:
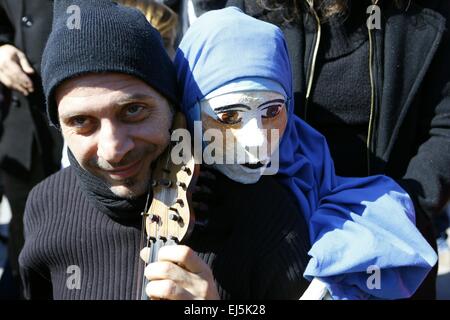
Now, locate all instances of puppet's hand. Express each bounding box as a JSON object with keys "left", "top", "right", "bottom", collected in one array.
[
  {"left": 299, "top": 278, "right": 333, "bottom": 300},
  {"left": 141, "top": 245, "right": 220, "bottom": 300},
  {"left": 191, "top": 165, "right": 218, "bottom": 227}
]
